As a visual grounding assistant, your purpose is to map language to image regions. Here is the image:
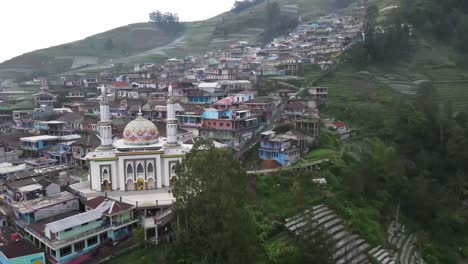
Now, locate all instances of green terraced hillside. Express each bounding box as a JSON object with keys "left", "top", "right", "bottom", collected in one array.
[{"left": 316, "top": 38, "right": 468, "bottom": 113}]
